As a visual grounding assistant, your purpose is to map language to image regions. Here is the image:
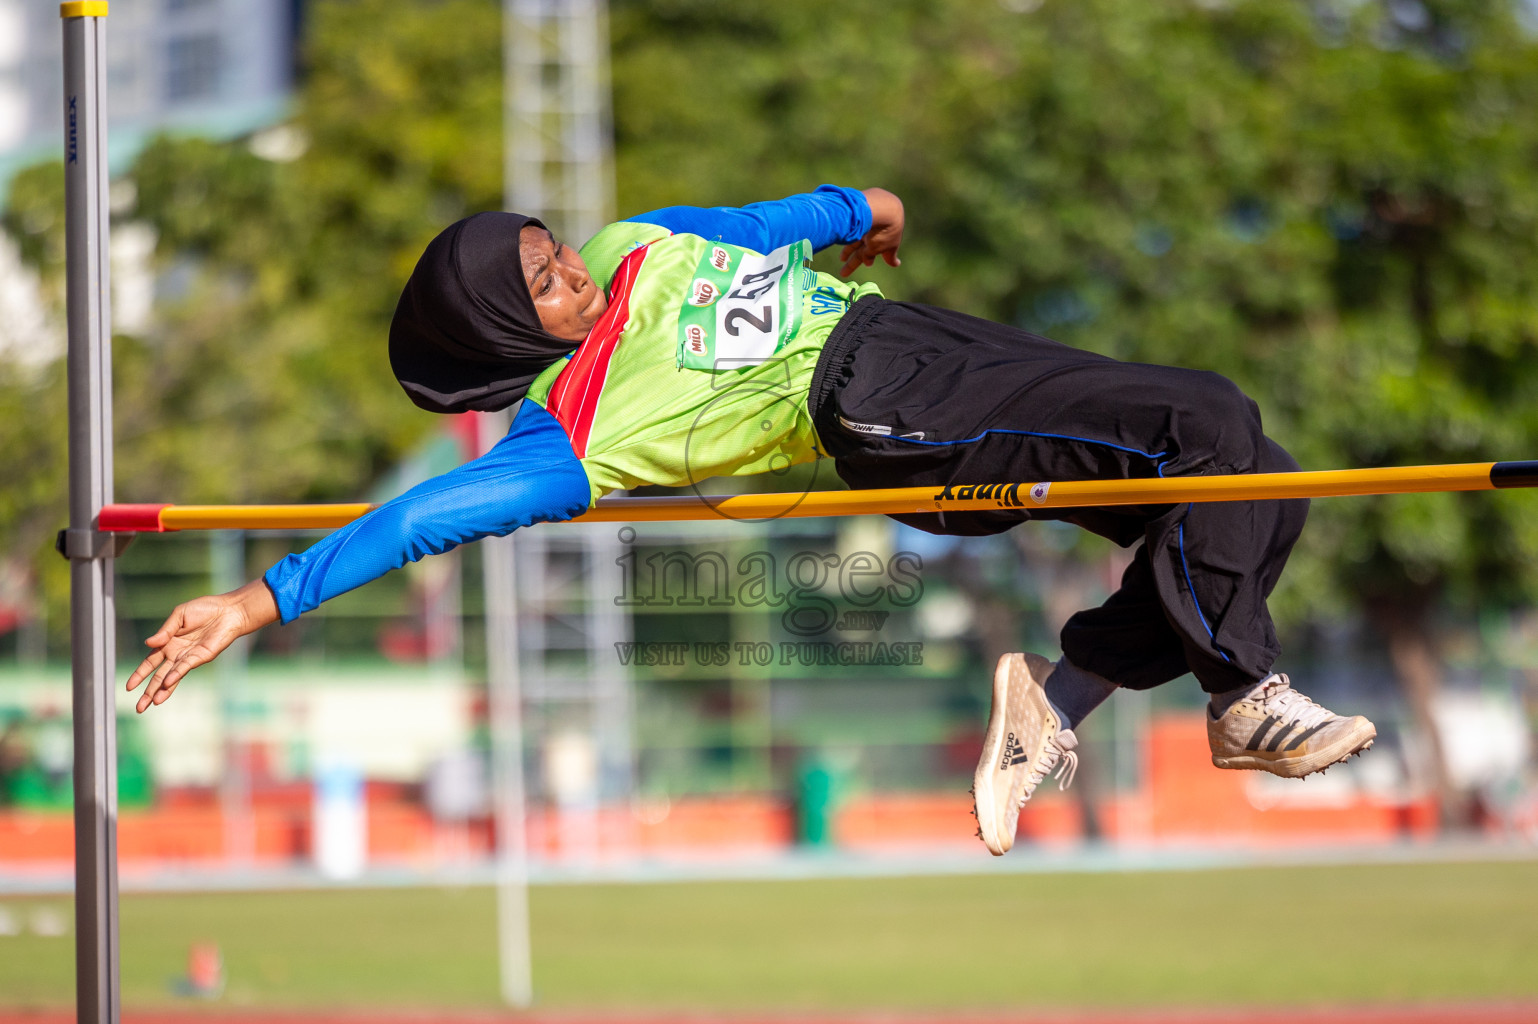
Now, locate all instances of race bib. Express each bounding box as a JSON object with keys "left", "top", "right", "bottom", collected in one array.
[{"left": 677, "top": 240, "right": 807, "bottom": 371}]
